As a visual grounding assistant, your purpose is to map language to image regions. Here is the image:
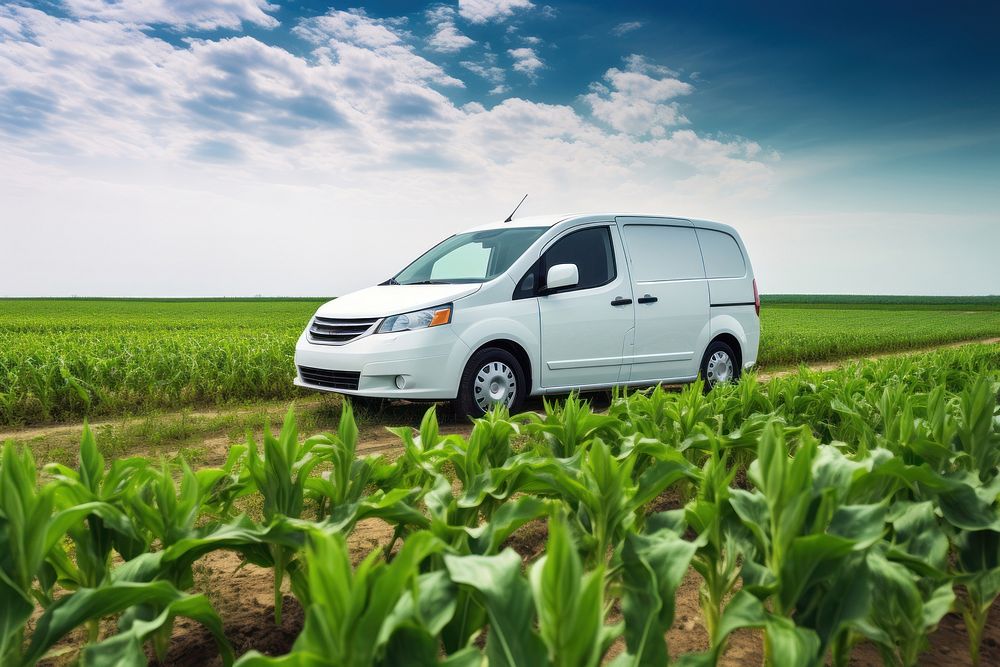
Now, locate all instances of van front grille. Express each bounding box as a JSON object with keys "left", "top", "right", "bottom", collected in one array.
[
  {"left": 308, "top": 316, "right": 380, "bottom": 345},
  {"left": 298, "top": 366, "right": 361, "bottom": 391}
]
